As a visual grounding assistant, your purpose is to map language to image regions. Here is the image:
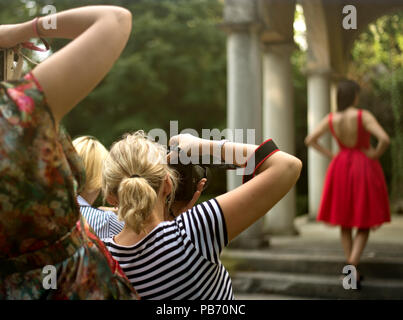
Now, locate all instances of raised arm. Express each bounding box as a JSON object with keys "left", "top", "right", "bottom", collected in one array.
[
  {"left": 169, "top": 134, "right": 302, "bottom": 242},
  {"left": 0, "top": 6, "right": 132, "bottom": 123},
  {"left": 304, "top": 114, "right": 334, "bottom": 159},
  {"left": 362, "top": 110, "right": 390, "bottom": 159}
]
